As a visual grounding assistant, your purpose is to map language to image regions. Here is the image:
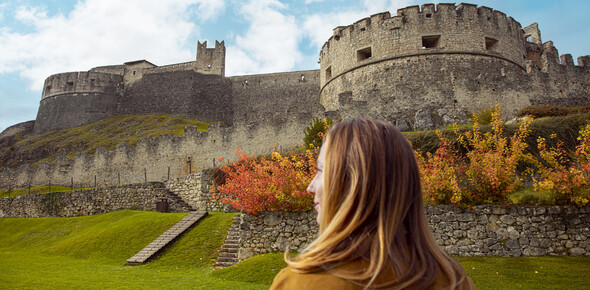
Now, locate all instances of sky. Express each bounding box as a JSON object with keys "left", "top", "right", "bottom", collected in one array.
[{"left": 0, "top": 0, "right": 588, "bottom": 133}]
